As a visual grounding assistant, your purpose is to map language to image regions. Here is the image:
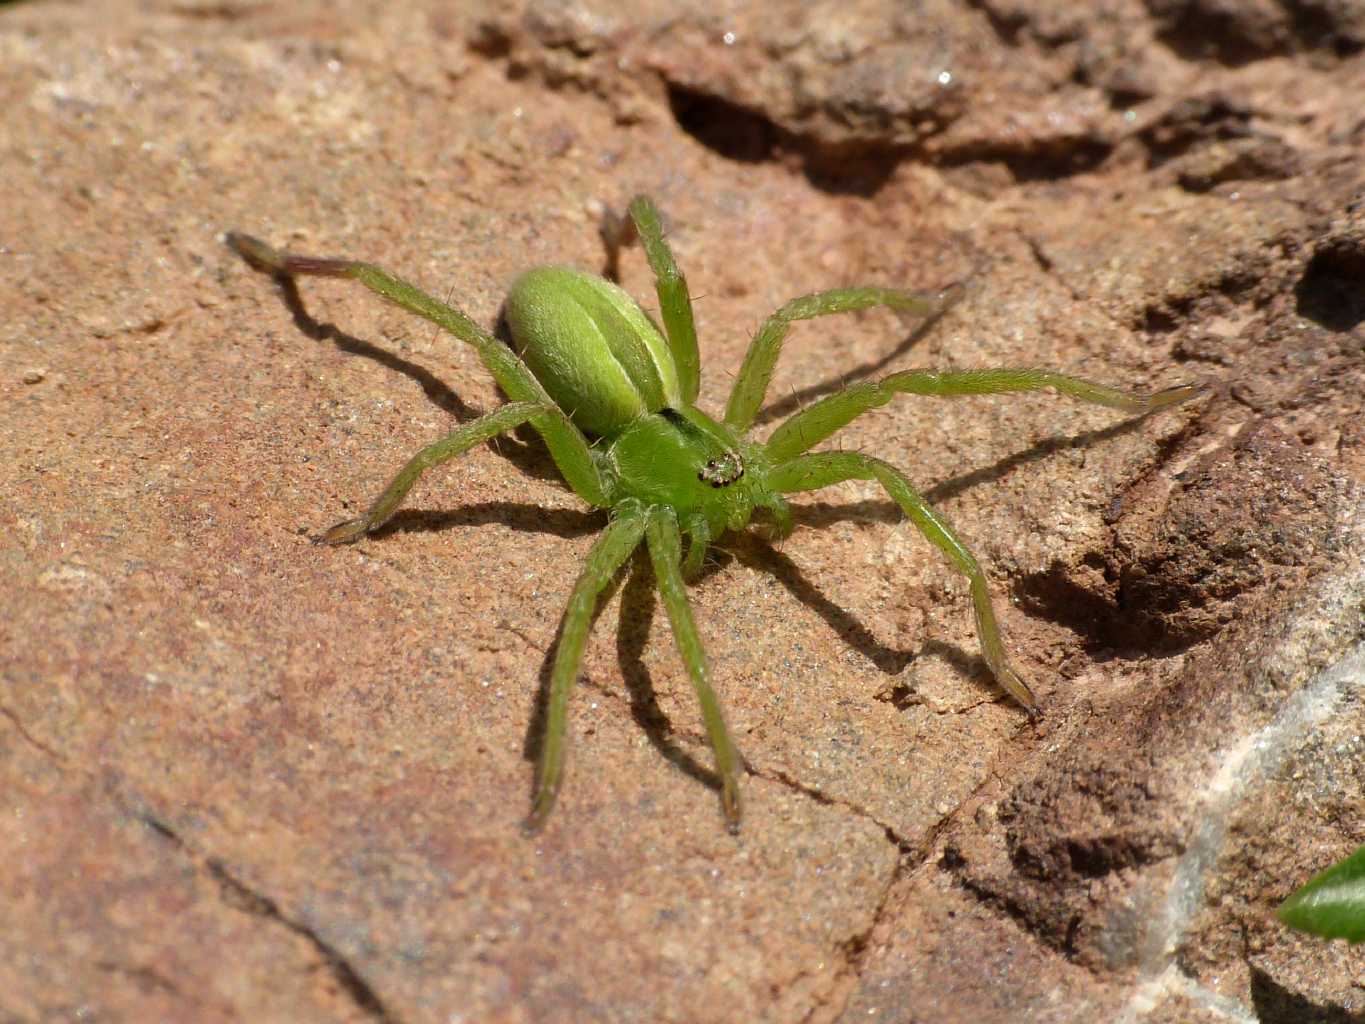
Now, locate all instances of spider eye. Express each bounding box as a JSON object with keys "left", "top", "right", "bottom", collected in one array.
[{"left": 698, "top": 453, "right": 744, "bottom": 488}]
